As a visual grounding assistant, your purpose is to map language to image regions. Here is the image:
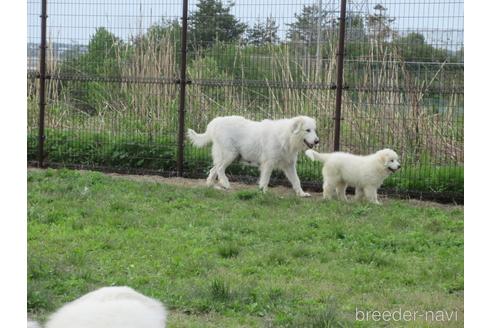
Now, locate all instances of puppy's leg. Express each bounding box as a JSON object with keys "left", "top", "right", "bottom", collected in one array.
[
  {"left": 336, "top": 182, "right": 348, "bottom": 202},
  {"left": 216, "top": 150, "right": 237, "bottom": 189},
  {"left": 283, "top": 163, "right": 310, "bottom": 197},
  {"left": 363, "top": 186, "right": 381, "bottom": 205},
  {"left": 321, "top": 170, "right": 331, "bottom": 200},
  {"left": 259, "top": 161, "right": 274, "bottom": 193},
  {"left": 322, "top": 181, "right": 334, "bottom": 200}
]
